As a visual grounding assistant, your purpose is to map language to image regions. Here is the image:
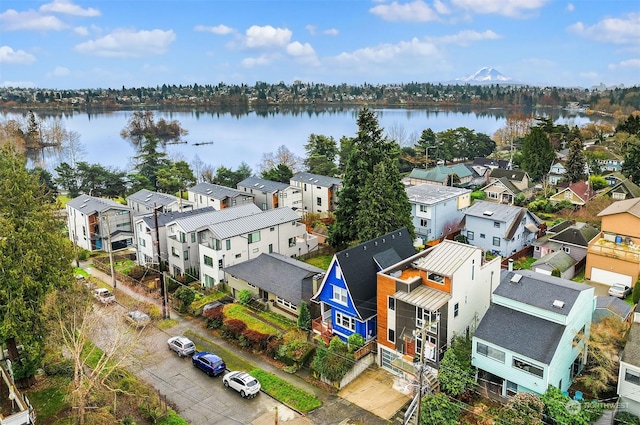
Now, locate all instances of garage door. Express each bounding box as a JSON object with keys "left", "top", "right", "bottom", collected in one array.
[
  {"left": 591, "top": 268, "right": 632, "bottom": 286},
  {"left": 534, "top": 268, "right": 552, "bottom": 276}
]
